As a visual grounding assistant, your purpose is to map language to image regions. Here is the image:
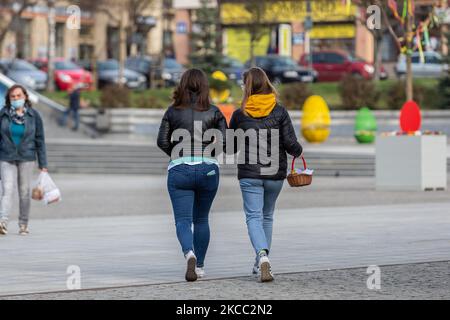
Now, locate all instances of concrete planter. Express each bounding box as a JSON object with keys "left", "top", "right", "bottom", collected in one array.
[
  {"left": 376, "top": 135, "right": 447, "bottom": 191},
  {"left": 95, "top": 109, "right": 112, "bottom": 132}
]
